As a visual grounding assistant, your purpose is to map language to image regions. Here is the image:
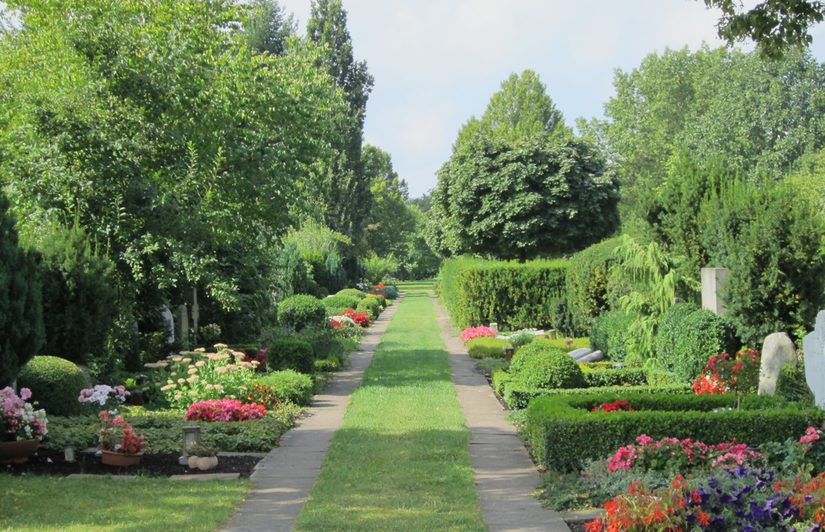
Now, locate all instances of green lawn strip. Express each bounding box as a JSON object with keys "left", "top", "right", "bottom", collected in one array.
[
  {"left": 296, "top": 286, "right": 485, "bottom": 531},
  {"left": 0, "top": 475, "right": 248, "bottom": 531}
]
